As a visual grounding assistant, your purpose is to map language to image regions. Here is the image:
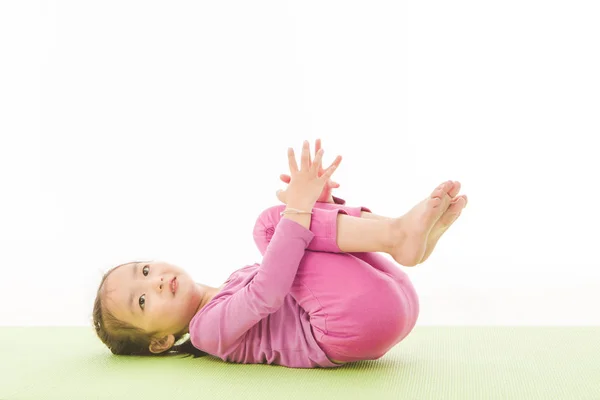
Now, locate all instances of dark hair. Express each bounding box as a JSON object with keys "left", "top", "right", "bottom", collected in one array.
[{"left": 92, "top": 261, "right": 208, "bottom": 358}]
